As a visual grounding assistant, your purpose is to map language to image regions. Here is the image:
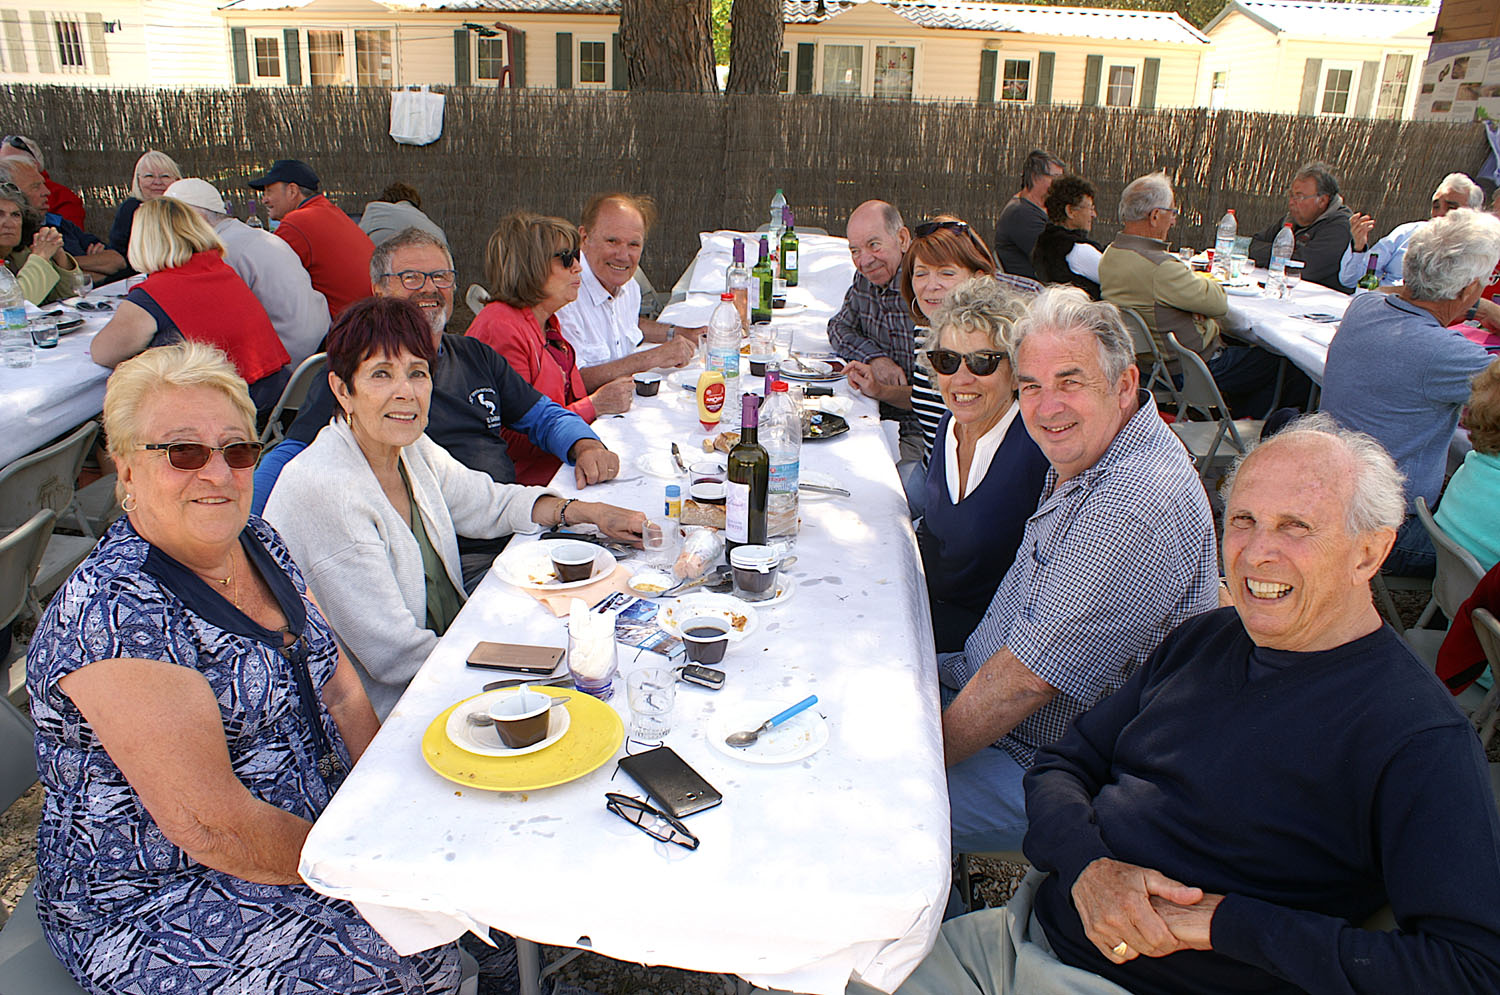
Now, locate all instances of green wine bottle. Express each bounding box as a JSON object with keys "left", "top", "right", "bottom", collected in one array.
[
  {"left": 752, "top": 236, "right": 773, "bottom": 324},
  {"left": 725, "top": 394, "right": 769, "bottom": 553},
  {"left": 1357, "top": 254, "right": 1380, "bottom": 291},
  {"left": 781, "top": 210, "right": 799, "bottom": 288}
]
